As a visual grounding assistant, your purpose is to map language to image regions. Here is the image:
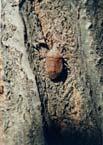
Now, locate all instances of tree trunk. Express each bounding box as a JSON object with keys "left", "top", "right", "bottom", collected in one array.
[{"left": 0, "top": 0, "right": 103, "bottom": 145}]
